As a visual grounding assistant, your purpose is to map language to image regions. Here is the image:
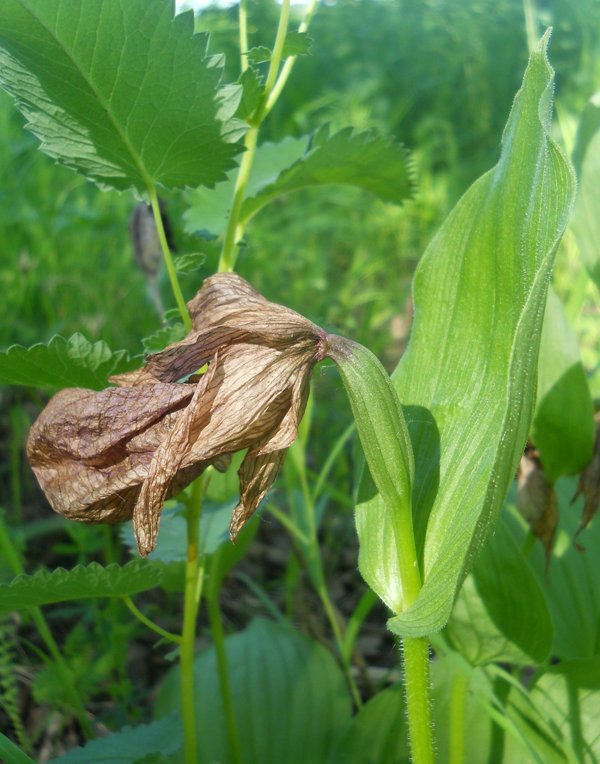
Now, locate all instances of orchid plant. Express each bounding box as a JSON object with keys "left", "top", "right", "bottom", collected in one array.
[{"left": 0, "top": 1, "right": 596, "bottom": 763}]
